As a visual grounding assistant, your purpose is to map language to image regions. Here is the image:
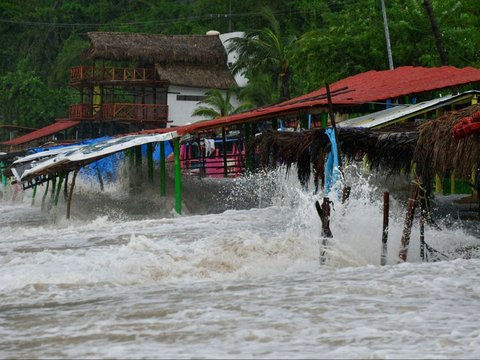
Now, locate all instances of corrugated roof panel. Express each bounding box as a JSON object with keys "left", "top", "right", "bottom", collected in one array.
[
  {"left": 176, "top": 66, "right": 480, "bottom": 133},
  {"left": 338, "top": 91, "right": 480, "bottom": 128},
  {"left": 2, "top": 120, "right": 80, "bottom": 146}
]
